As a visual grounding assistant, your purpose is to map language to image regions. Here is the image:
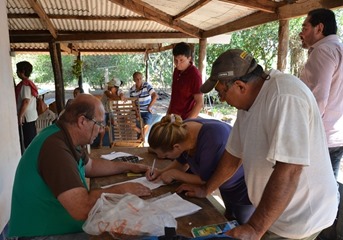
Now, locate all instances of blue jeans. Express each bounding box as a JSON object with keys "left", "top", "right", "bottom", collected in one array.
[
  {"left": 140, "top": 111, "right": 153, "bottom": 125},
  {"left": 329, "top": 146, "right": 343, "bottom": 179},
  {"left": 337, "top": 182, "right": 343, "bottom": 240}
]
